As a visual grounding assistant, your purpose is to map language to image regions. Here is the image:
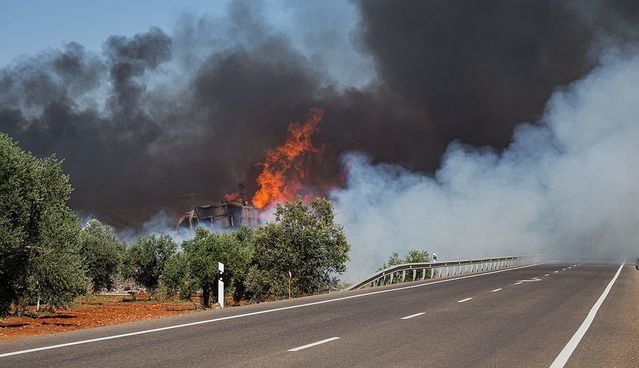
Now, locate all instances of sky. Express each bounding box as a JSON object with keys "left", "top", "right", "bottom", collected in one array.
[{"left": 0, "top": 1, "right": 229, "bottom": 66}]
